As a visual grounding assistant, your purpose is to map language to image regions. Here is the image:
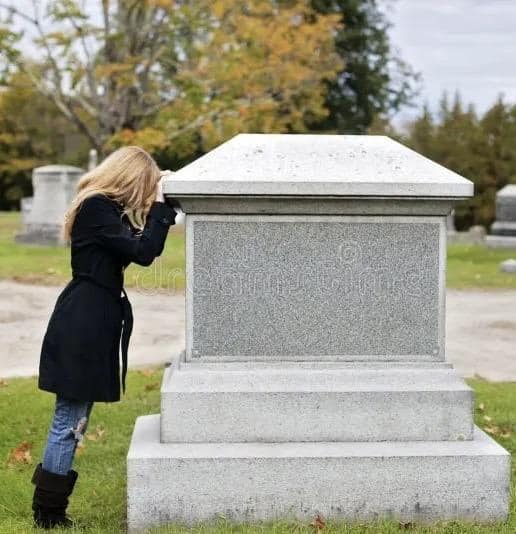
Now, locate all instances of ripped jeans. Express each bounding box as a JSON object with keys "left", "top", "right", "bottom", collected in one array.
[{"left": 42, "top": 396, "right": 94, "bottom": 475}]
